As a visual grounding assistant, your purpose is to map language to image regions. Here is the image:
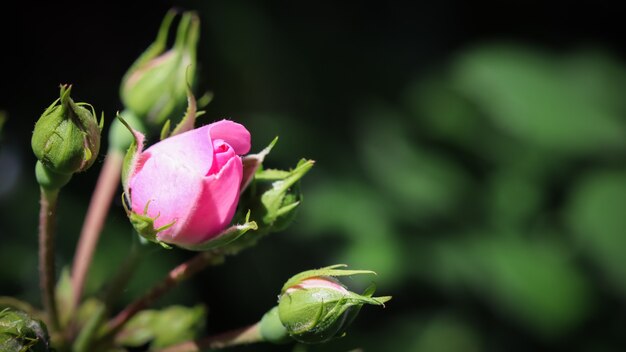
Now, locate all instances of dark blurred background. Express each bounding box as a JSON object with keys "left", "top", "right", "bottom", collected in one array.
[{"left": 1, "top": 1, "right": 625, "bottom": 351}]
